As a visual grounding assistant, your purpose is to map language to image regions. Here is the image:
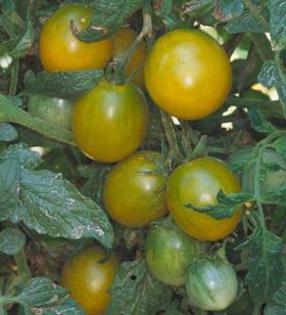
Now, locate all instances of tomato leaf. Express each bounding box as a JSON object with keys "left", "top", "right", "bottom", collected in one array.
[
  {"left": 267, "top": 0, "right": 286, "bottom": 50},
  {"left": 0, "top": 144, "right": 114, "bottom": 249},
  {"left": 247, "top": 106, "right": 278, "bottom": 134},
  {"left": 24, "top": 69, "right": 103, "bottom": 99},
  {"left": 0, "top": 123, "right": 18, "bottom": 142},
  {"left": 75, "top": 0, "right": 152, "bottom": 41},
  {"left": 184, "top": 191, "right": 253, "bottom": 219},
  {"left": 107, "top": 259, "right": 172, "bottom": 315},
  {"left": 264, "top": 304, "right": 286, "bottom": 315},
  {"left": 0, "top": 228, "right": 25, "bottom": 255},
  {"left": 238, "top": 226, "right": 284, "bottom": 304}
]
